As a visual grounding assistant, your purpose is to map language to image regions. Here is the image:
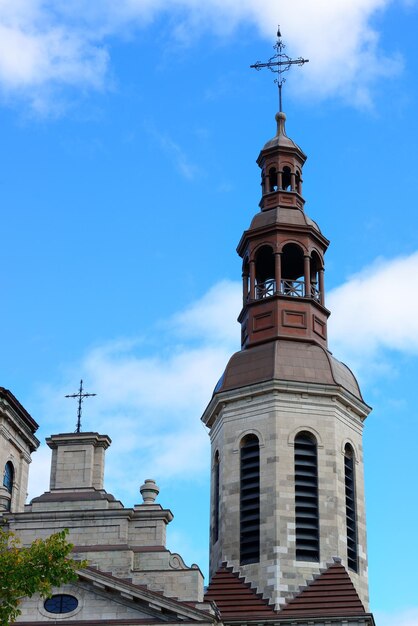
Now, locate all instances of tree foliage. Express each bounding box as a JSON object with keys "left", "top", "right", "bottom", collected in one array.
[{"left": 0, "top": 528, "right": 84, "bottom": 625}]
